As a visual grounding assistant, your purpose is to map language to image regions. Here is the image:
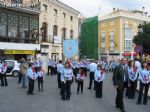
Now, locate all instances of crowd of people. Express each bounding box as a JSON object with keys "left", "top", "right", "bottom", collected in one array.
[{"left": 0, "top": 57, "right": 150, "bottom": 112}]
